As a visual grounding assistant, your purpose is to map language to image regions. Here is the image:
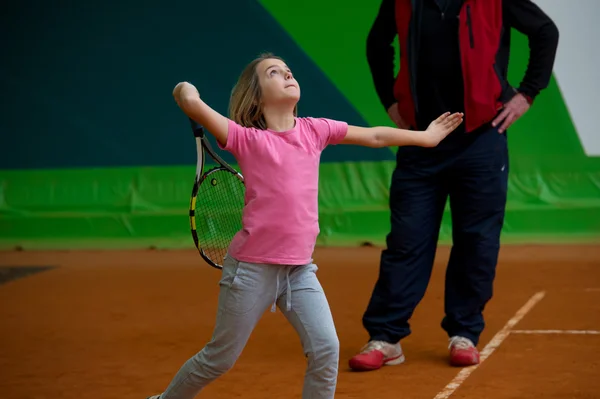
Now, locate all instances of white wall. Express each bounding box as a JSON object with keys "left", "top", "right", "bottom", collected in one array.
[{"left": 535, "top": 0, "right": 600, "bottom": 156}]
